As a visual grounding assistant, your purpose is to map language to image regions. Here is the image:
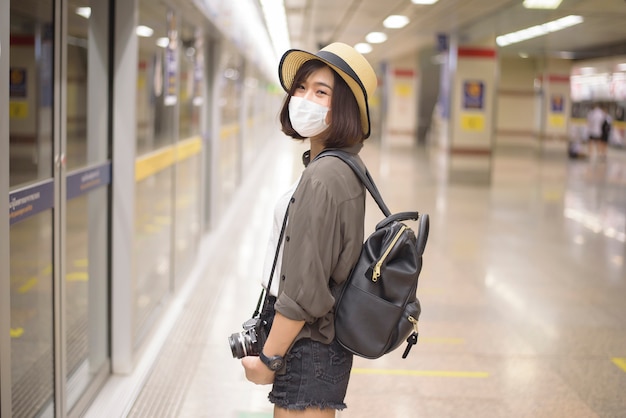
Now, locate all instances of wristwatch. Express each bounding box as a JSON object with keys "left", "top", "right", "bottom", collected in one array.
[{"left": 259, "top": 351, "right": 284, "bottom": 371}]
